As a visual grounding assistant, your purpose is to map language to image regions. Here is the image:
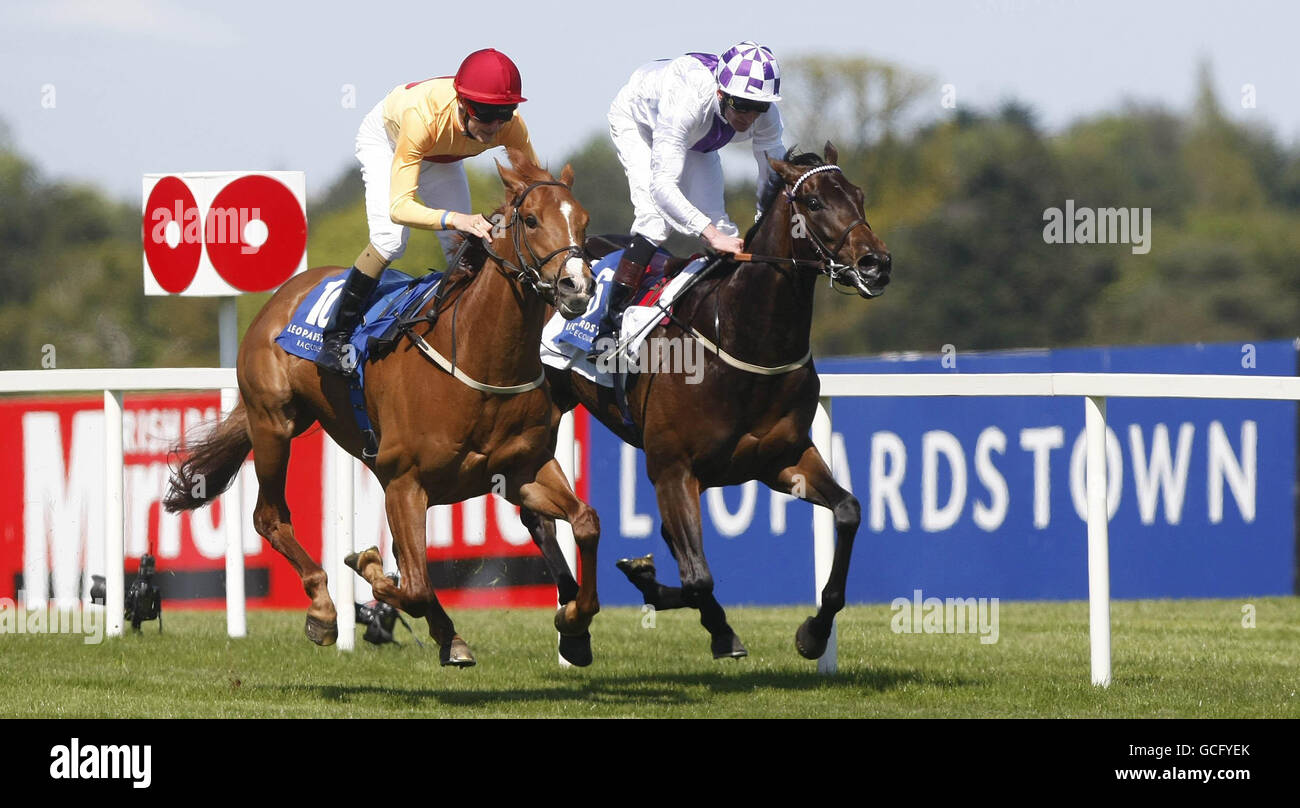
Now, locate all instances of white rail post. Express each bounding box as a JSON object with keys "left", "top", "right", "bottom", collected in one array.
[
  {"left": 1085, "top": 395, "right": 1112, "bottom": 687},
  {"left": 221, "top": 386, "right": 246, "bottom": 638},
  {"left": 812, "top": 398, "right": 837, "bottom": 674},
  {"left": 332, "top": 441, "right": 356, "bottom": 651},
  {"left": 218, "top": 300, "right": 246, "bottom": 638},
  {"left": 104, "top": 390, "right": 125, "bottom": 638},
  {"left": 555, "top": 411, "right": 577, "bottom": 668}
]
